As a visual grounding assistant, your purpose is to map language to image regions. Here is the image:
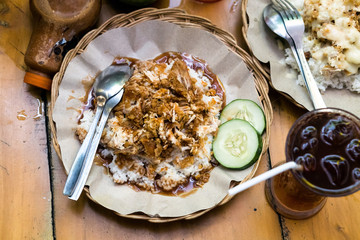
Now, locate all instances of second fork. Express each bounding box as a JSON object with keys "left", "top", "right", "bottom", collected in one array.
[{"left": 272, "top": 0, "right": 326, "bottom": 109}]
